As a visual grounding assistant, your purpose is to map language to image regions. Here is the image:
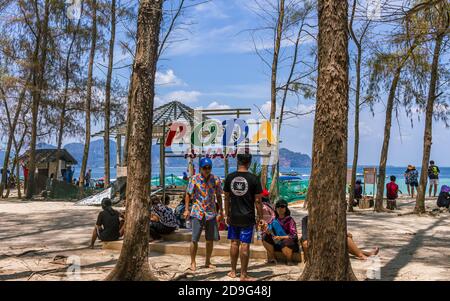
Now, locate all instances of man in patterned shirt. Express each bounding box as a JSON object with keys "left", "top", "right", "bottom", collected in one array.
[{"left": 184, "top": 158, "right": 224, "bottom": 271}]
